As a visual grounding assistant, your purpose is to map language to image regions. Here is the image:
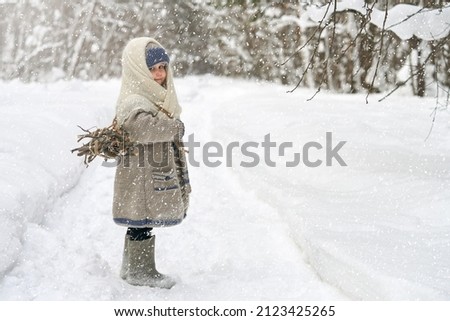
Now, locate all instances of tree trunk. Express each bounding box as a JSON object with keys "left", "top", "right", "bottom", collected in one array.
[
  {"left": 67, "top": 2, "right": 96, "bottom": 78},
  {"left": 416, "top": 42, "right": 426, "bottom": 97}
]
